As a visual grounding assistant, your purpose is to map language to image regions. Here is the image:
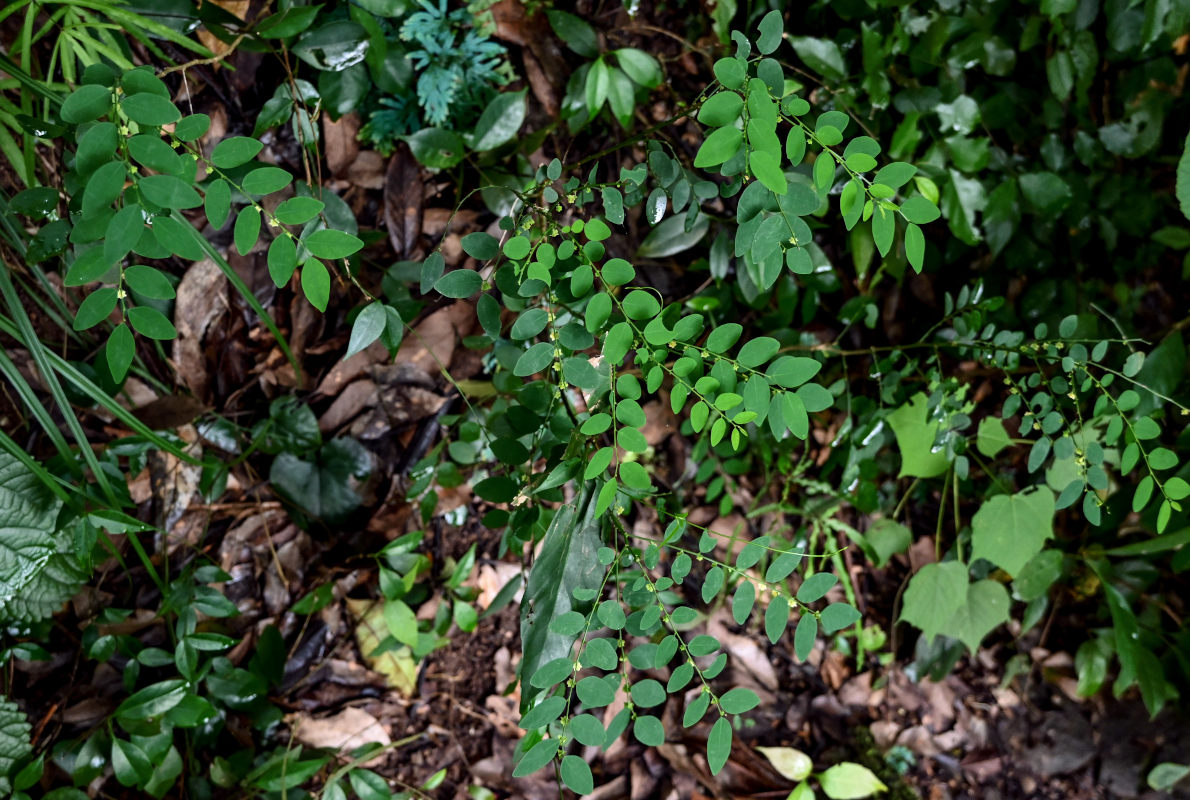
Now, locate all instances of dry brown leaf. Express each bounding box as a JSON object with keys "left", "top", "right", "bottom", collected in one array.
[
  {"left": 394, "top": 301, "right": 473, "bottom": 375},
  {"left": 197, "top": 0, "right": 249, "bottom": 56},
  {"left": 292, "top": 706, "right": 390, "bottom": 766},
  {"left": 348, "top": 151, "right": 386, "bottom": 190},
  {"left": 473, "top": 563, "right": 523, "bottom": 609},
  {"left": 171, "top": 259, "right": 229, "bottom": 401},
  {"left": 323, "top": 113, "right": 361, "bottom": 178},
  {"left": 384, "top": 143, "right": 424, "bottom": 259},
  {"left": 315, "top": 340, "right": 390, "bottom": 396},
  {"left": 319, "top": 379, "right": 378, "bottom": 433}
]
